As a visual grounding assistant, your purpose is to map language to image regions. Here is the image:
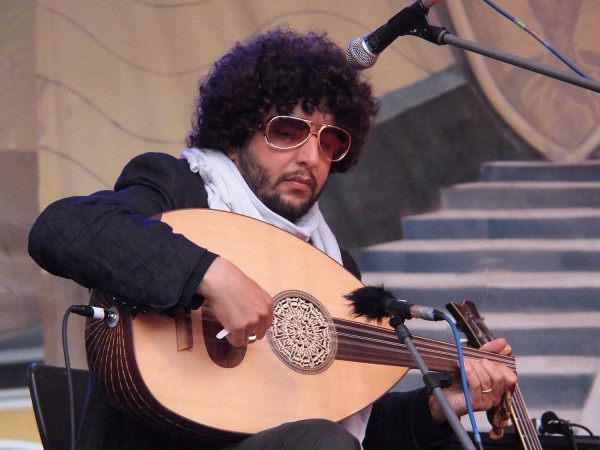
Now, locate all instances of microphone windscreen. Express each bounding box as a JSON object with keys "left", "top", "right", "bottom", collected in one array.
[{"left": 345, "top": 285, "right": 395, "bottom": 322}]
